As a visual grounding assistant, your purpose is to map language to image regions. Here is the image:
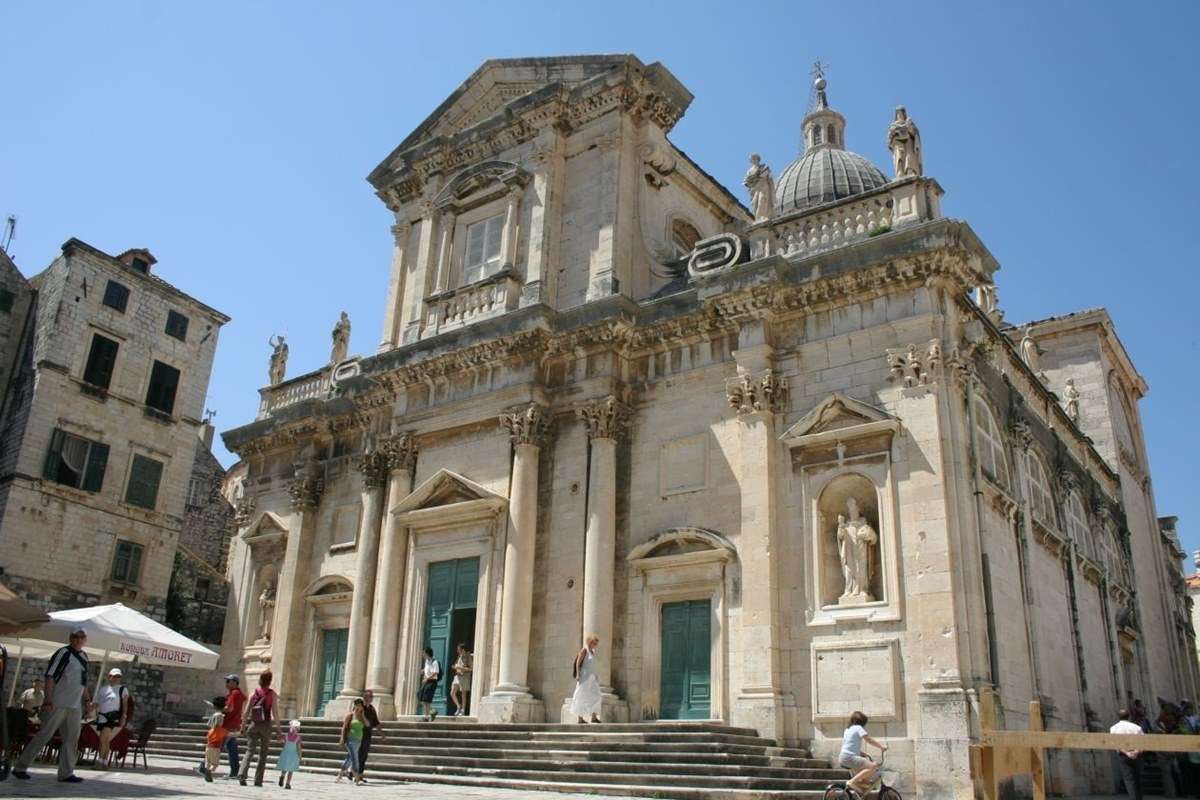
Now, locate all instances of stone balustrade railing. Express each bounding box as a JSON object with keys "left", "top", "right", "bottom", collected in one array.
[
  {"left": 423, "top": 269, "right": 521, "bottom": 339},
  {"left": 257, "top": 367, "right": 331, "bottom": 419},
  {"left": 770, "top": 193, "right": 894, "bottom": 258}
]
